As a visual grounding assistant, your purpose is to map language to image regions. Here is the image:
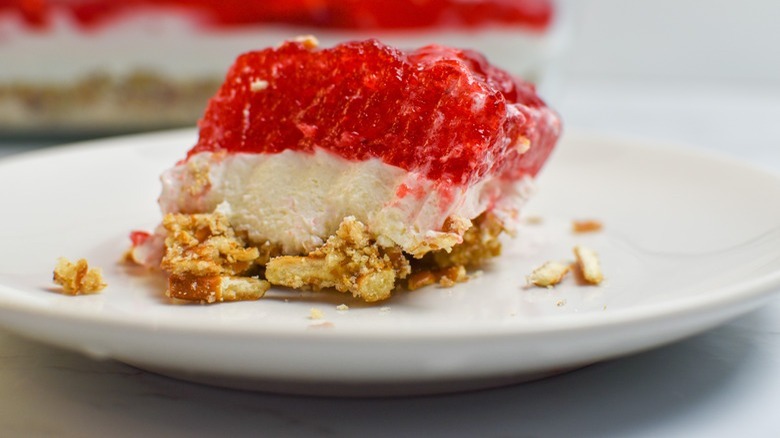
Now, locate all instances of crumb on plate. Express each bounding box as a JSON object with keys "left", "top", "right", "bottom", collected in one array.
[
  {"left": 309, "top": 307, "right": 325, "bottom": 320},
  {"left": 573, "top": 245, "right": 604, "bottom": 285},
  {"left": 527, "top": 261, "right": 570, "bottom": 288},
  {"left": 52, "top": 257, "right": 106, "bottom": 295},
  {"left": 572, "top": 219, "right": 603, "bottom": 233},
  {"left": 523, "top": 215, "right": 544, "bottom": 225}
]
